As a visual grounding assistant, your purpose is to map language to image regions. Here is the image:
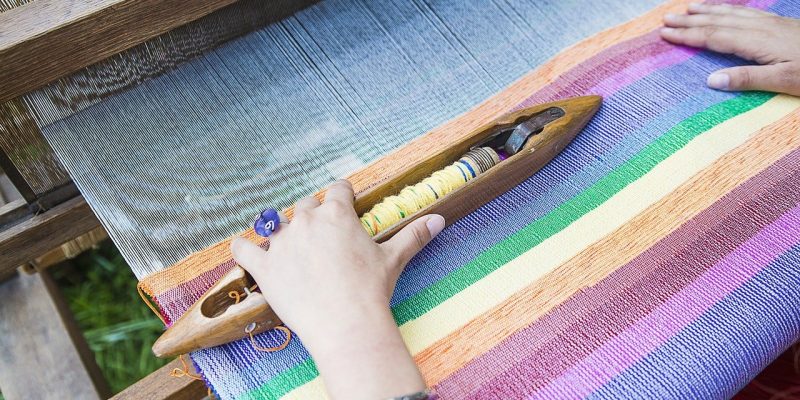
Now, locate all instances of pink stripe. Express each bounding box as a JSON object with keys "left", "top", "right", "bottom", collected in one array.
[
  {"left": 155, "top": 241, "right": 268, "bottom": 324},
  {"left": 516, "top": 34, "right": 674, "bottom": 109},
  {"left": 517, "top": 0, "right": 772, "bottom": 108},
  {"left": 747, "top": 0, "right": 777, "bottom": 7},
  {"left": 438, "top": 151, "right": 800, "bottom": 399},
  {"left": 157, "top": 261, "right": 233, "bottom": 325},
  {"left": 590, "top": 46, "right": 697, "bottom": 98},
  {"left": 531, "top": 205, "right": 800, "bottom": 399}
]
